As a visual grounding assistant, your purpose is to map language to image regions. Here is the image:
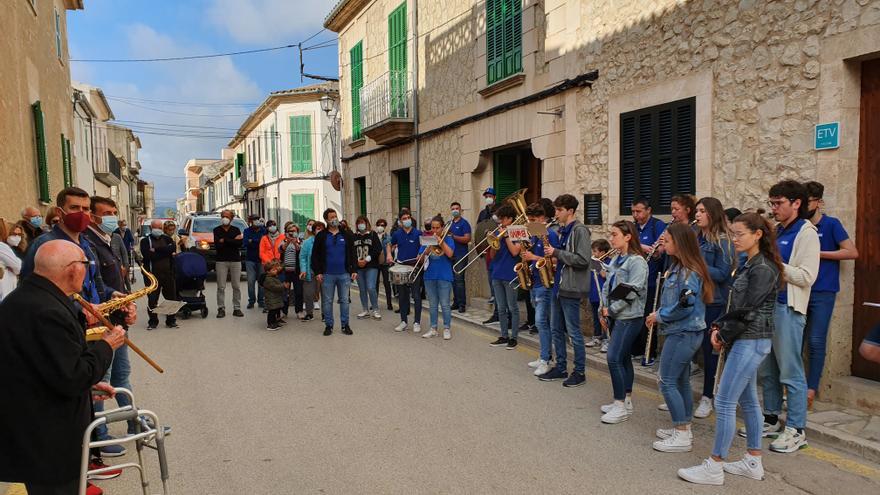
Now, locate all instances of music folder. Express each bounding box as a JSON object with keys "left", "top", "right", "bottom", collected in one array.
[{"left": 608, "top": 283, "right": 637, "bottom": 300}]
